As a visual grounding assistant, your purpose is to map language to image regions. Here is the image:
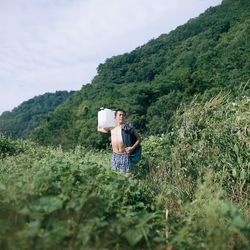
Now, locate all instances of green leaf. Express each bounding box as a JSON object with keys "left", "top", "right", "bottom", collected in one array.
[
  {"left": 123, "top": 228, "right": 144, "bottom": 246},
  {"left": 0, "top": 182, "right": 6, "bottom": 191},
  {"left": 33, "top": 196, "right": 63, "bottom": 213}
]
